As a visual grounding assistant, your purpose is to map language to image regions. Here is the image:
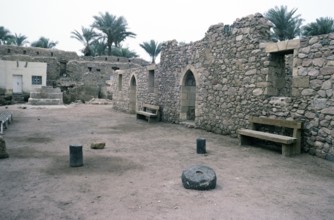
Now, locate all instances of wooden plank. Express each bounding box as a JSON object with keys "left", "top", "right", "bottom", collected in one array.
[
  {"left": 136, "top": 111, "right": 157, "bottom": 117},
  {"left": 238, "top": 129, "right": 296, "bottom": 144},
  {"left": 249, "top": 116, "right": 302, "bottom": 129},
  {"left": 142, "top": 104, "right": 159, "bottom": 110}
]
